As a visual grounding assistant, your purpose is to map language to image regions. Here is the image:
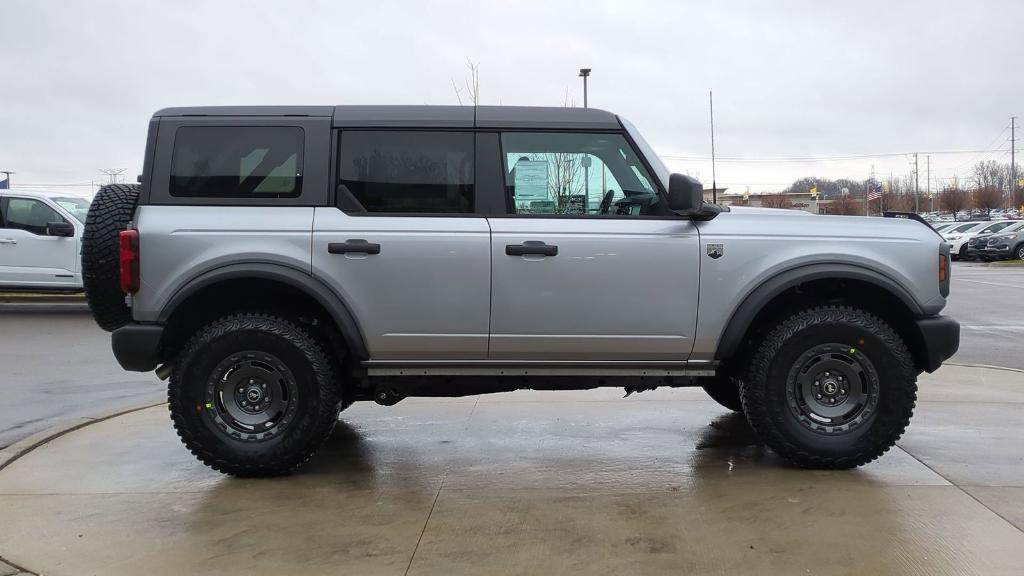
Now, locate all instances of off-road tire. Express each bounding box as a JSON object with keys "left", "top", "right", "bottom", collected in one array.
[
  {"left": 701, "top": 376, "right": 743, "bottom": 412},
  {"left": 740, "top": 305, "right": 917, "bottom": 469},
  {"left": 81, "top": 183, "right": 140, "bottom": 332},
  {"left": 169, "top": 313, "right": 342, "bottom": 477}
]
